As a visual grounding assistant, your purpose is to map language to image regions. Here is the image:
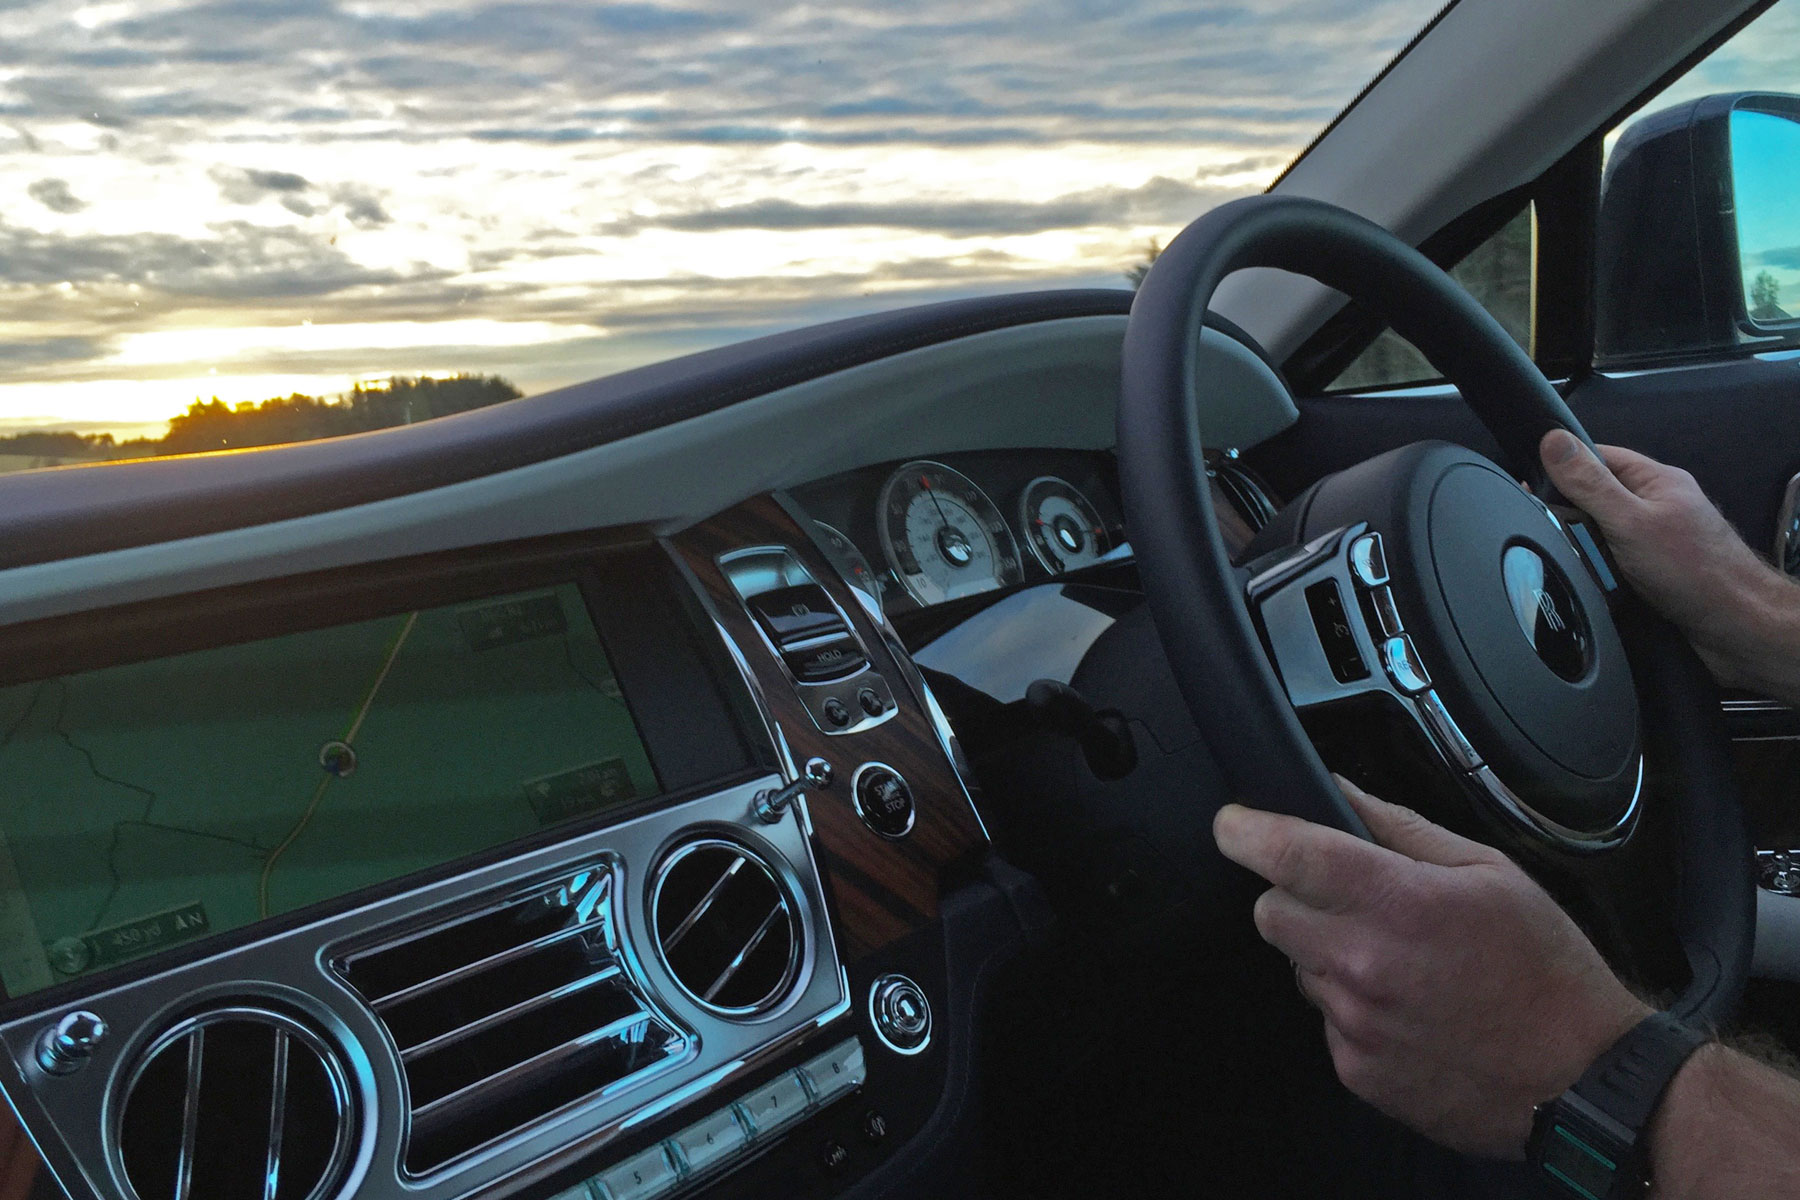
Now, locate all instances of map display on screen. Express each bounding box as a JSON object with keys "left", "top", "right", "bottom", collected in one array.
[{"left": 0, "top": 582, "right": 657, "bottom": 999}]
